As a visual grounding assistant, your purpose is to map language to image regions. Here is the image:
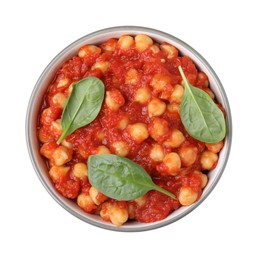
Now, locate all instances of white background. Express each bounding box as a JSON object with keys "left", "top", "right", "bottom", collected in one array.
[{"left": 1, "top": 0, "right": 259, "bottom": 259}]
